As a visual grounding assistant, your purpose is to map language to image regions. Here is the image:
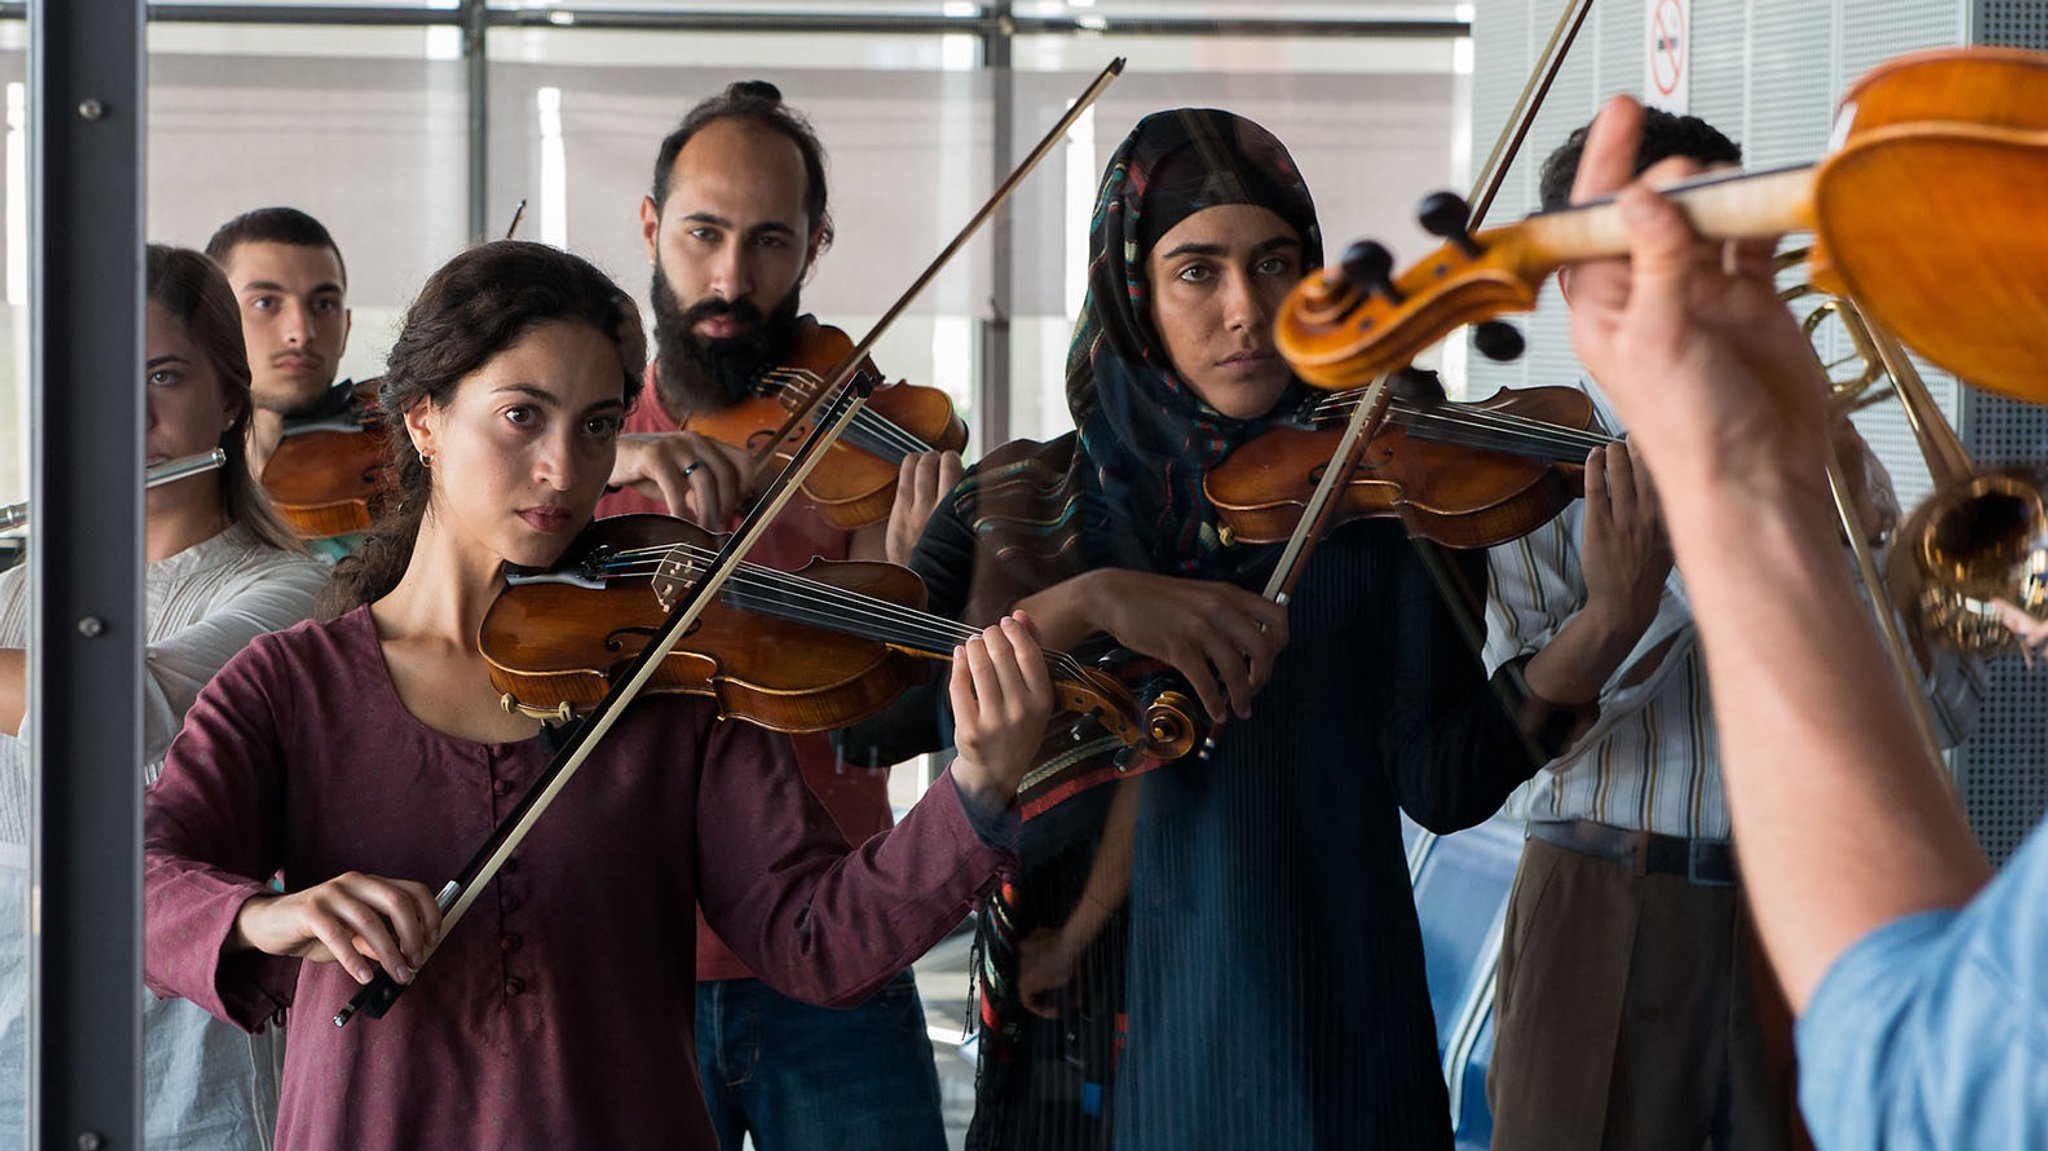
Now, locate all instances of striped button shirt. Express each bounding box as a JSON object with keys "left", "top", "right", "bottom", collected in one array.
[{"left": 1483, "top": 384, "right": 1984, "bottom": 840}]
